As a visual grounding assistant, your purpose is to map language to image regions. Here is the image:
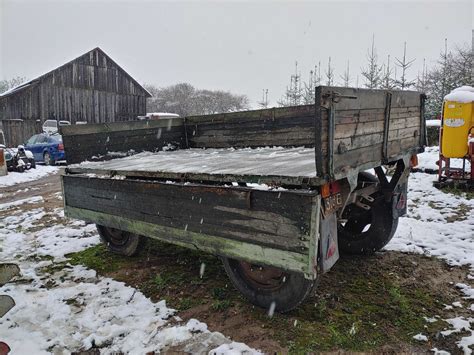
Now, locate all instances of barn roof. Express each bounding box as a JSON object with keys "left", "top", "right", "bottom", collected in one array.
[{"left": 0, "top": 47, "right": 152, "bottom": 99}]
